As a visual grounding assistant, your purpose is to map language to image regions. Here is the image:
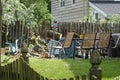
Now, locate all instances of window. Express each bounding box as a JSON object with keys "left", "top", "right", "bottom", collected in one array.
[
  {"left": 60, "top": 0, "right": 65, "bottom": 7},
  {"left": 94, "top": 11, "right": 99, "bottom": 21},
  {"left": 95, "top": 12, "right": 98, "bottom": 20},
  {"left": 72, "top": 0, "right": 75, "bottom": 4}
]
